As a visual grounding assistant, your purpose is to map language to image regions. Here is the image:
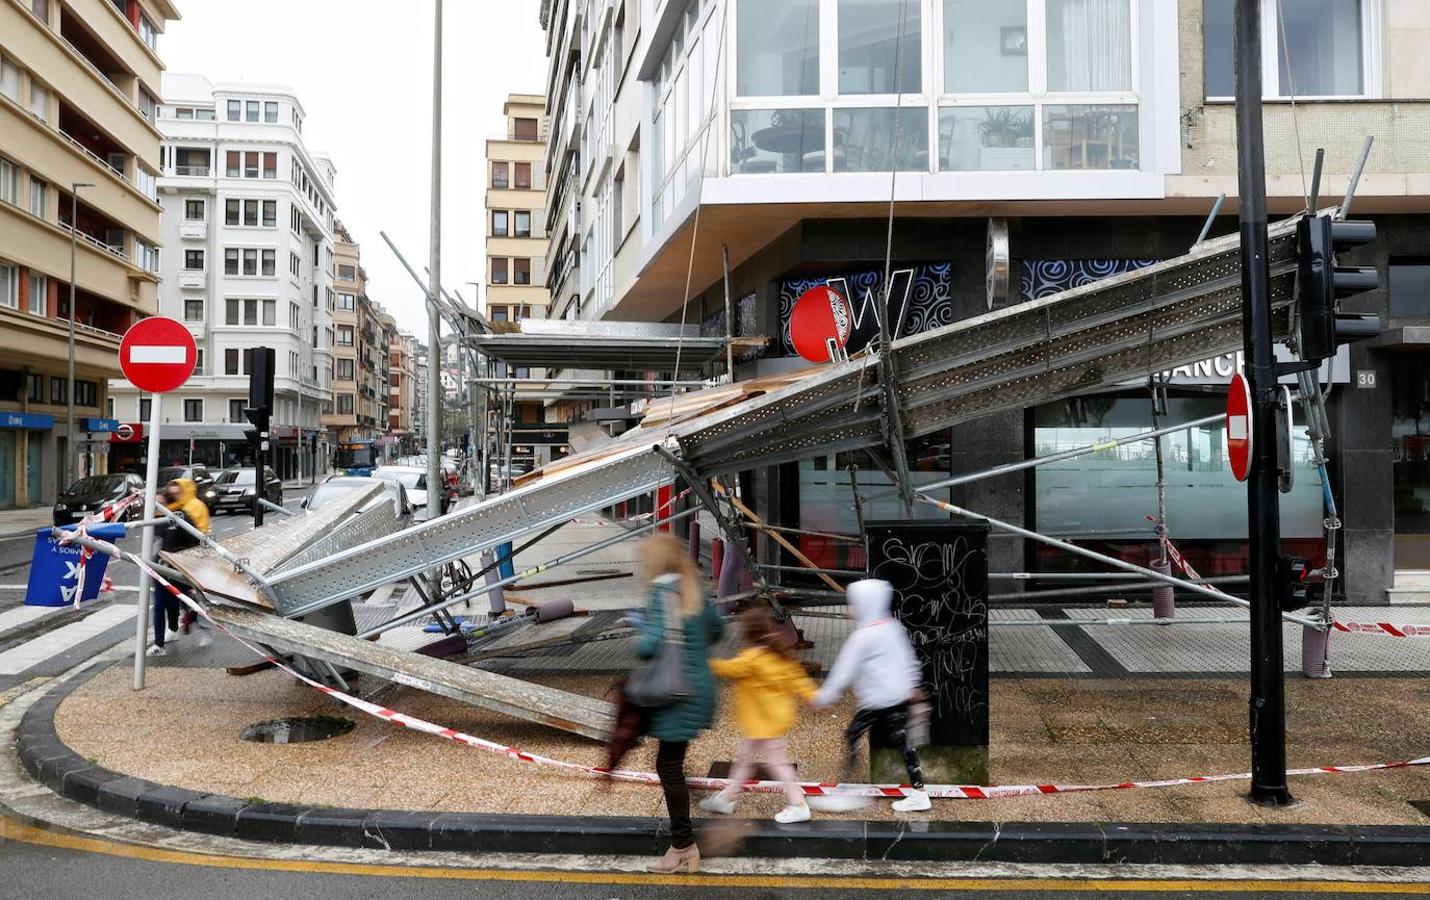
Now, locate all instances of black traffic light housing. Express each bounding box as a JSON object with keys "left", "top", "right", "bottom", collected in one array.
[
  {"left": 1276, "top": 555, "right": 1325, "bottom": 612},
  {"left": 1295, "top": 215, "right": 1382, "bottom": 362},
  {"left": 245, "top": 347, "right": 275, "bottom": 525}
]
